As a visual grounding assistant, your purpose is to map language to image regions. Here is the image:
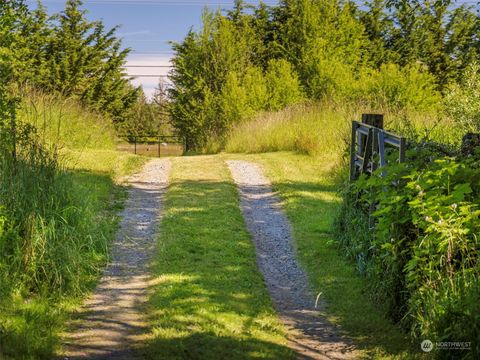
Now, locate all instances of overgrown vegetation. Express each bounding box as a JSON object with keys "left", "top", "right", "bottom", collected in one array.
[
  {"left": 169, "top": 0, "right": 479, "bottom": 151},
  {"left": 0, "top": 0, "right": 155, "bottom": 132},
  {"left": 0, "top": 17, "right": 145, "bottom": 357},
  {"left": 335, "top": 143, "right": 480, "bottom": 357},
  {"left": 0, "top": 96, "right": 145, "bottom": 358},
  {"left": 223, "top": 152, "right": 414, "bottom": 358},
  {"left": 224, "top": 69, "right": 479, "bottom": 358}
]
